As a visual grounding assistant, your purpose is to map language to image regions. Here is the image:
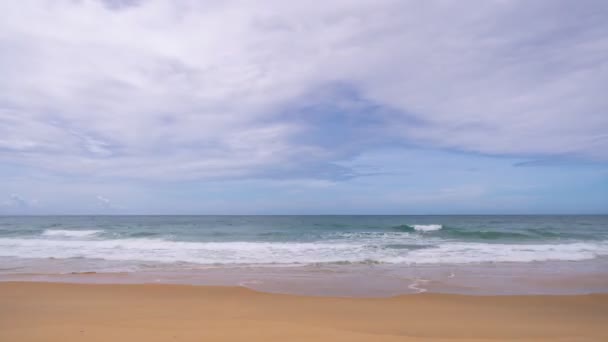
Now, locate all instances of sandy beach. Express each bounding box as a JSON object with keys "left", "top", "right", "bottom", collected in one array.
[{"left": 1, "top": 282, "right": 607, "bottom": 341}]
